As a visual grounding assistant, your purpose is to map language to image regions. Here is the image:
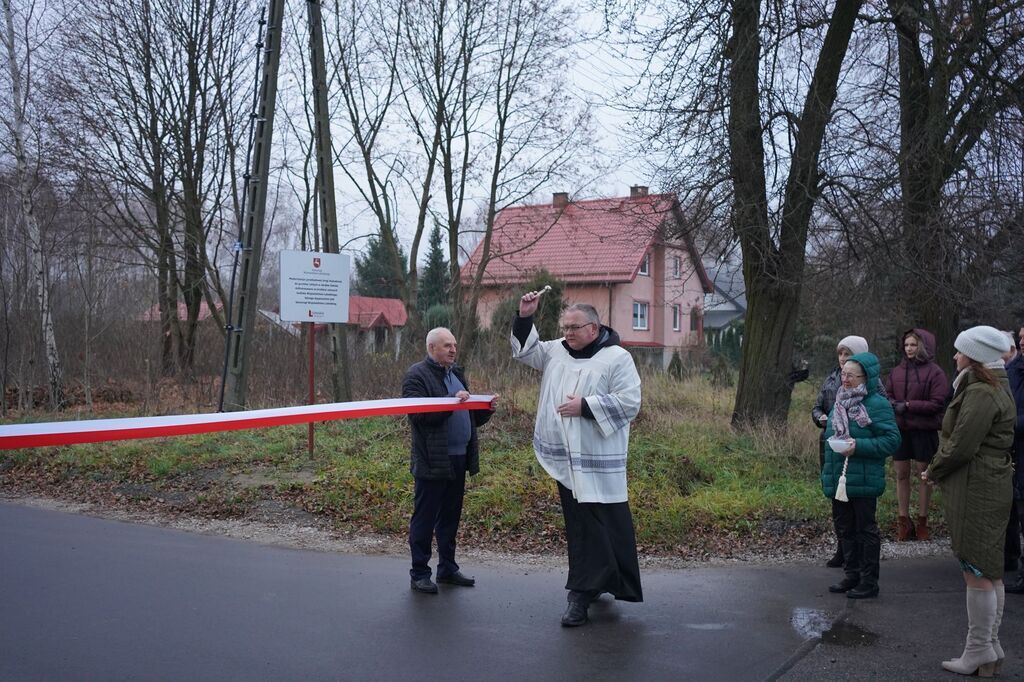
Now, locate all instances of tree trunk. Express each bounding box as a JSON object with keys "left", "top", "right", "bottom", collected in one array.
[
  {"left": 3, "top": 0, "right": 63, "bottom": 409},
  {"left": 308, "top": 0, "right": 350, "bottom": 402},
  {"left": 888, "top": 0, "right": 957, "bottom": 376},
  {"left": 156, "top": 224, "right": 177, "bottom": 377},
  {"left": 729, "top": 0, "right": 863, "bottom": 426},
  {"left": 178, "top": 178, "right": 206, "bottom": 377}
]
